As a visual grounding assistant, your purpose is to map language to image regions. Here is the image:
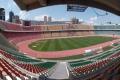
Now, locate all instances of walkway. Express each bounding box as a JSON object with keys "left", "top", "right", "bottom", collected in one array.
[{"left": 48, "top": 62, "right": 69, "bottom": 79}]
